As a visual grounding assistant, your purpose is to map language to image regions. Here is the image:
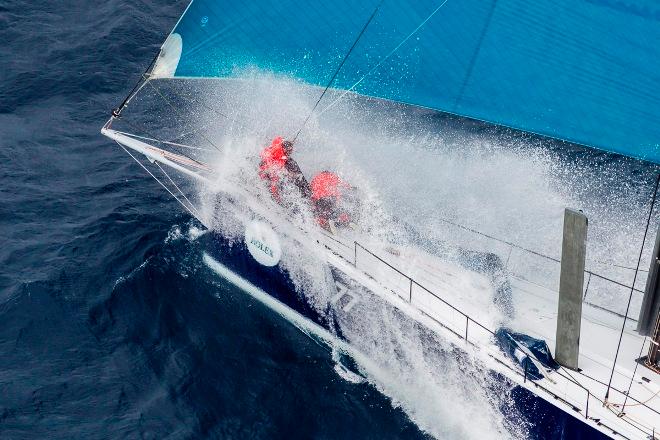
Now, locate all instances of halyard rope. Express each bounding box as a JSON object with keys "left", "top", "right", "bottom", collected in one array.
[
  {"left": 316, "top": 0, "right": 451, "bottom": 118},
  {"left": 292, "top": 0, "right": 384, "bottom": 142},
  {"left": 605, "top": 173, "right": 660, "bottom": 403}
]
